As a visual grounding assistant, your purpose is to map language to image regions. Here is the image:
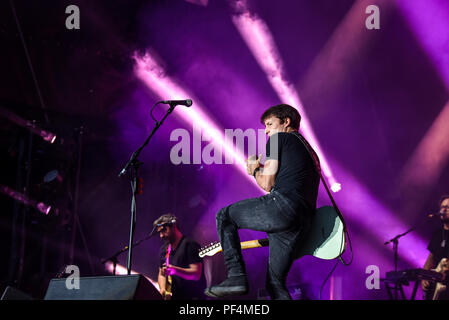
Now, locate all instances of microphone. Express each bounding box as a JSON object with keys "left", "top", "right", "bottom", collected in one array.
[
  {"left": 160, "top": 99, "right": 192, "bottom": 107},
  {"left": 428, "top": 212, "right": 444, "bottom": 219}
]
